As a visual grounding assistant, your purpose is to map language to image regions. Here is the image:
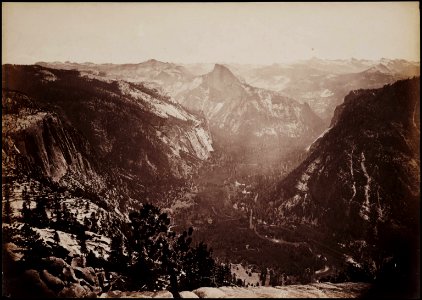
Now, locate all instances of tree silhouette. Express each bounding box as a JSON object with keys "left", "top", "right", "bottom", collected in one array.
[
  {"left": 21, "top": 186, "right": 31, "bottom": 222},
  {"left": 127, "top": 203, "right": 171, "bottom": 290},
  {"left": 31, "top": 195, "right": 50, "bottom": 228},
  {"left": 52, "top": 194, "right": 62, "bottom": 224},
  {"left": 77, "top": 228, "right": 89, "bottom": 256},
  {"left": 3, "top": 184, "right": 13, "bottom": 224},
  {"left": 109, "top": 233, "right": 125, "bottom": 271},
  {"left": 17, "top": 224, "right": 51, "bottom": 267},
  {"left": 53, "top": 230, "right": 60, "bottom": 245}
]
